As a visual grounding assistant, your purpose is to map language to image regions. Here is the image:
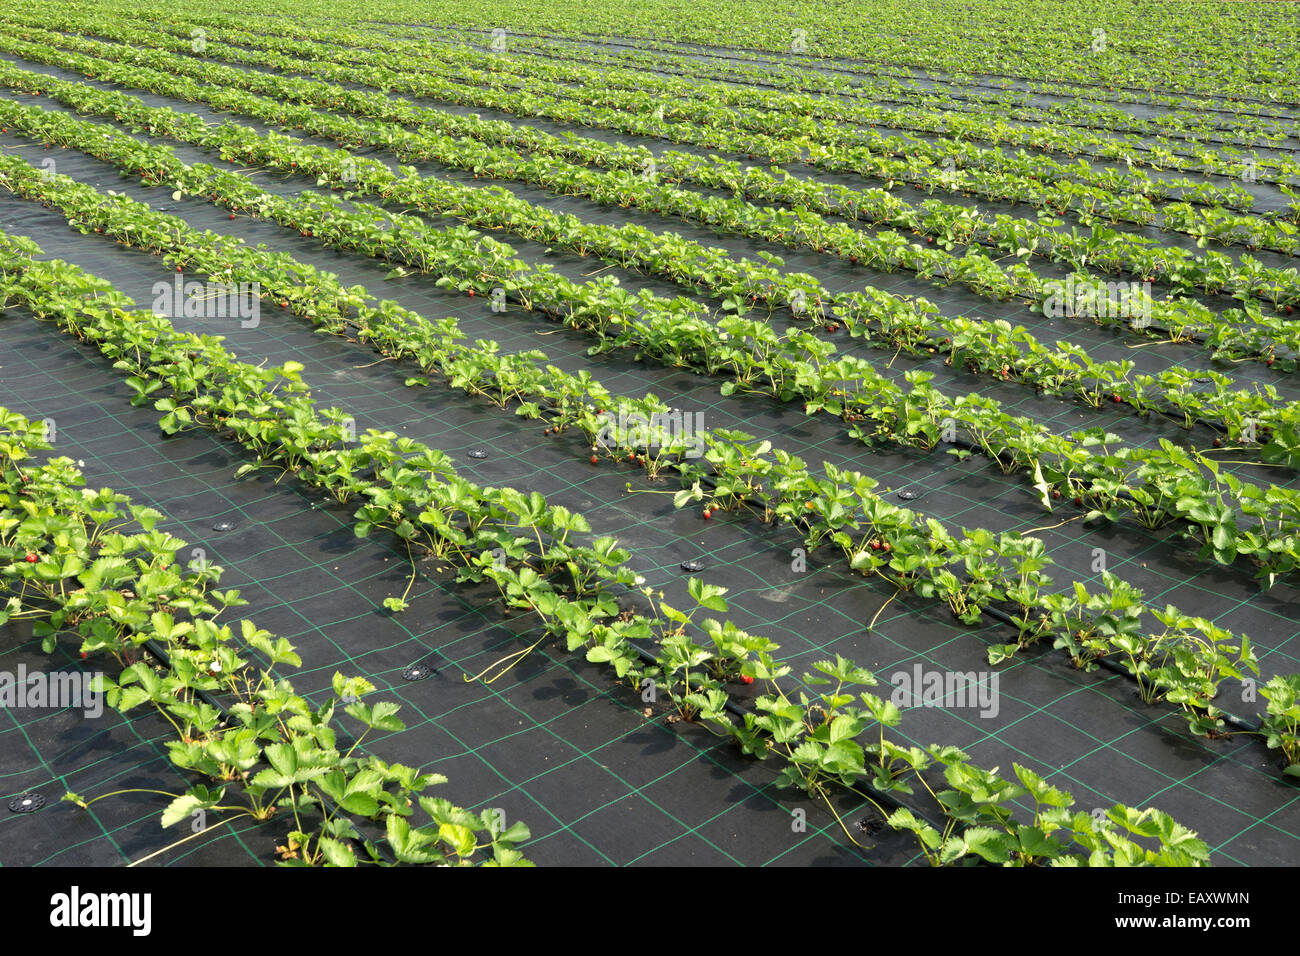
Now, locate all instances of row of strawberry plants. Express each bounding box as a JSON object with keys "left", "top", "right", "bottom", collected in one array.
[
  {"left": 8, "top": 47, "right": 1300, "bottom": 438},
  {"left": 16, "top": 121, "right": 1269, "bottom": 747},
  {"left": 126, "top": 8, "right": 1300, "bottom": 201},
  {"left": 400, "top": 50, "right": 1300, "bottom": 253},
  {"left": 46, "top": 15, "right": 1300, "bottom": 336},
  {"left": 340, "top": 0, "right": 1300, "bottom": 104},
  {"left": 6, "top": 51, "right": 1297, "bottom": 449},
  {"left": 304, "top": 11, "right": 1300, "bottom": 124},
  {"left": 4, "top": 144, "right": 1295, "bottom": 774},
  {"left": 0, "top": 401, "right": 530, "bottom": 866},
  {"left": 520, "top": 47, "right": 1292, "bottom": 152},
  {"left": 465, "top": 31, "right": 1296, "bottom": 155},
  {"left": 0, "top": 227, "right": 1223, "bottom": 866},
  {"left": 453, "top": 21, "right": 1295, "bottom": 126},
  {"left": 145, "top": 11, "right": 1300, "bottom": 246},
  {"left": 6, "top": 98, "right": 1300, "bottom": 588},
  {"left": 53, "top": 18, "right": 1300, "bottom": 341},
  {"left": 396, "top": 19, "right": 1288, "bottom": 131},
  {"left": 363, "top": 25, "right": 1294, "bottom": 177}
]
